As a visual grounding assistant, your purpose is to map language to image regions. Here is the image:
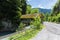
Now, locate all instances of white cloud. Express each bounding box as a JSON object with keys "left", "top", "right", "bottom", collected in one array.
[
  {"left": 38, "top": 4, "right": 52, "bottom": 9},
  {"left": 38, "top": 4, "right": 44, "bottom": 8},
  {"left": 31, "top": 6, "right": 34, "bottom": 8},
  {"left": 27, "top": 0, "right": 31, "bottom": 1}
]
